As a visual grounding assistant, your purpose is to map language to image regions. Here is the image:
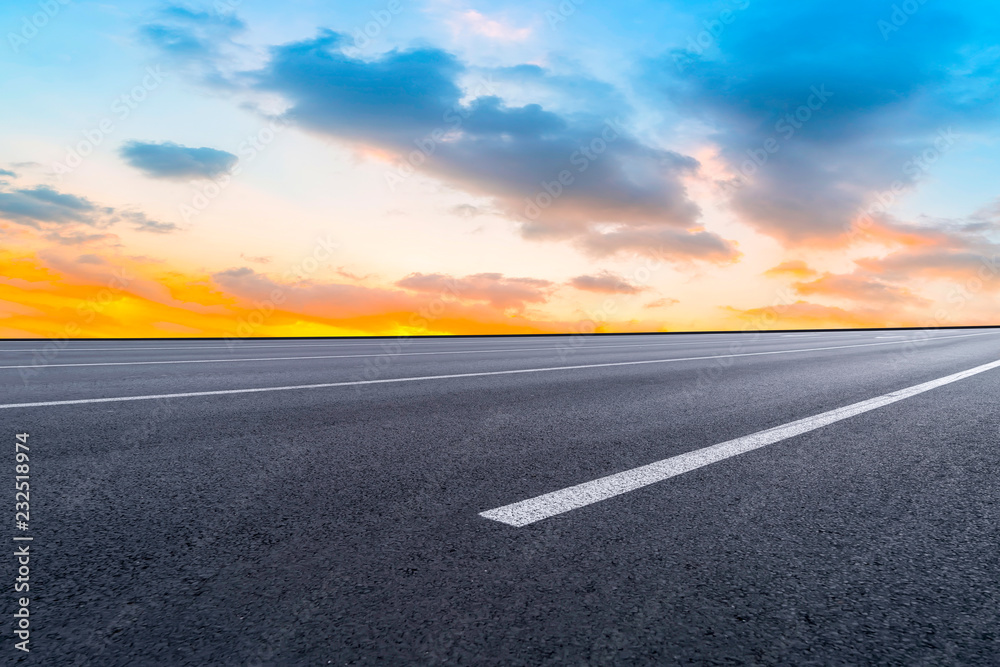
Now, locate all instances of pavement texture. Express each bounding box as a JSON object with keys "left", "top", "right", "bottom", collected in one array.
[{"left": 2, "top": 329, "right": 1000, "bottom": 665}]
